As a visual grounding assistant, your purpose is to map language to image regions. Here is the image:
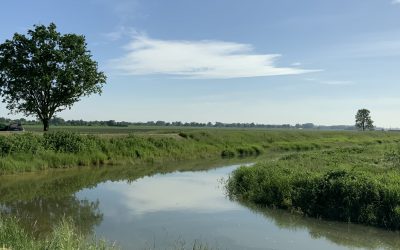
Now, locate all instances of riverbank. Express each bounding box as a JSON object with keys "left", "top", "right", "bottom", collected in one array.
[
  {"left": 3, "top": 148, "right": 400, "bottom": 249},
  {"left": 0, "top": 216, "right": 116, "bottom": 250},
  {"left": 227, "top": 141, "right": 400, "bottom": 229},
  {"left": 1, "top": 158, "right": 247, "bottom": 250},
  {"left": 1, "top": 129, "right": 399, "bottom": 175}
]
